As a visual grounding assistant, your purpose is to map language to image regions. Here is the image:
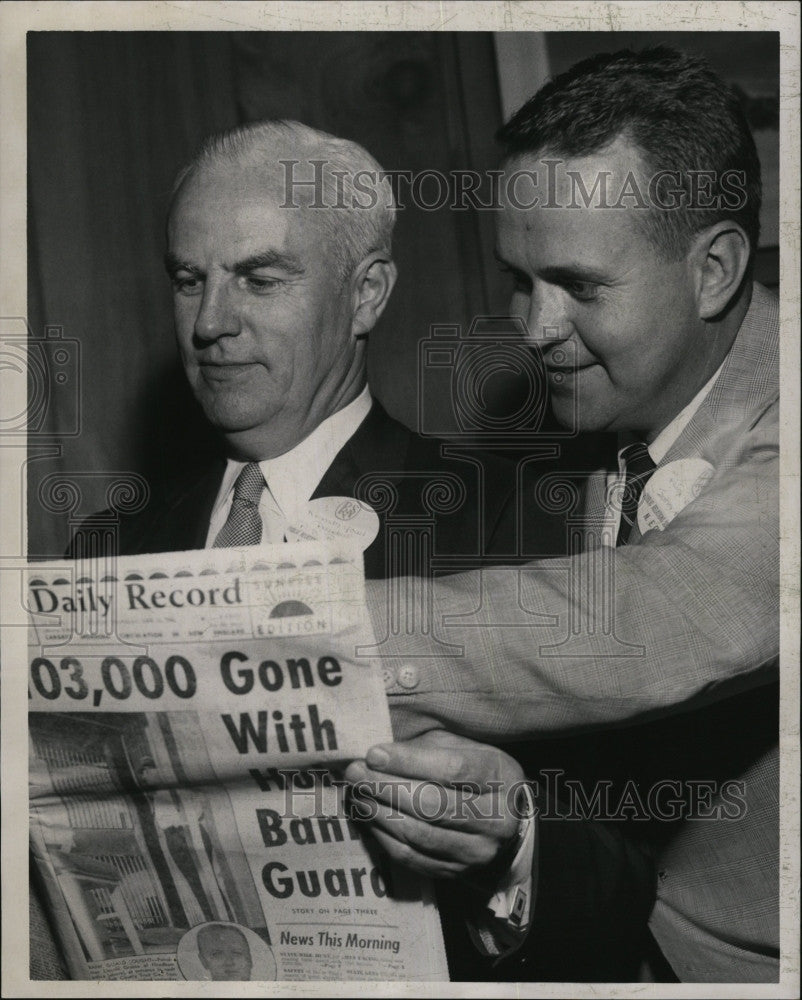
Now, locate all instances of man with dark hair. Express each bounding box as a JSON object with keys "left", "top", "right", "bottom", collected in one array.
[
  {"left": 349, "top": 47, "right": 779, "bottom": 983},
  {"left": 499, "top": 46, "right": 762, "bottom": 263}
]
